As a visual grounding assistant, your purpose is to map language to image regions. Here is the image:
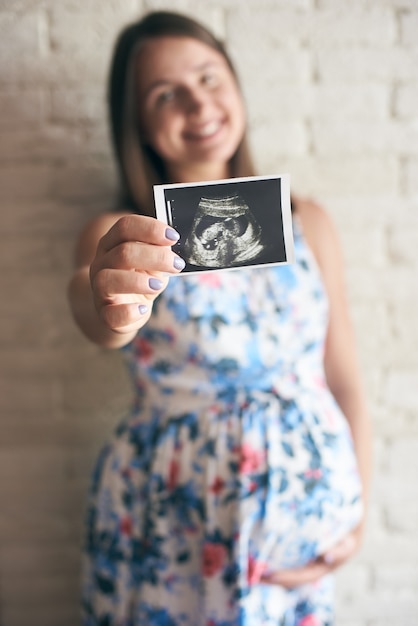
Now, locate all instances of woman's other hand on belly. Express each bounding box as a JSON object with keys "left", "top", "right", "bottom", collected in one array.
[{"left": 259, "top": 524, "right": 363, "bottom": 589}]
